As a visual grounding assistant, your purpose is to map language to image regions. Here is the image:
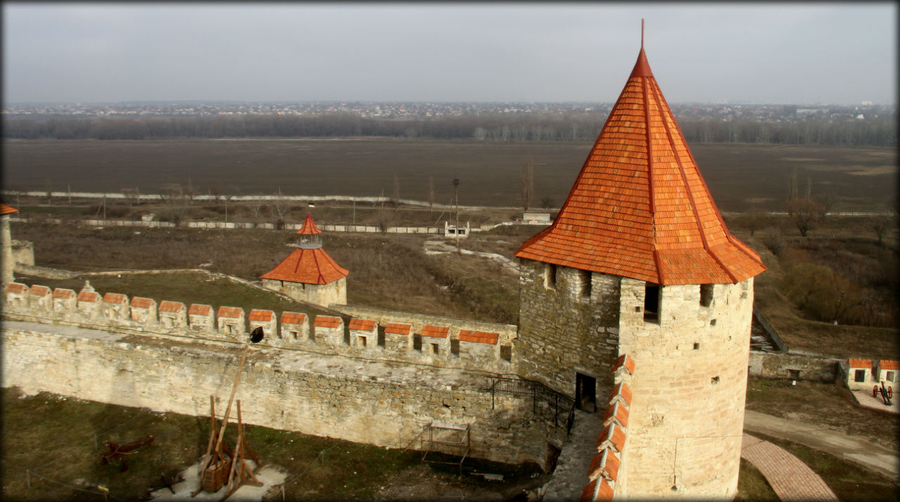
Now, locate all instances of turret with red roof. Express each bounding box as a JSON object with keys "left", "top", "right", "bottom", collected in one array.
[{"left": 260, "top": 214, "right": 348, "bottom": 307}]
